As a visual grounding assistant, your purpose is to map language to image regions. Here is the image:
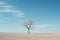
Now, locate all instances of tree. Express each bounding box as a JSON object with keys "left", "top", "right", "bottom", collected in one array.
[{"left": 23, "top": 19, "right": 34, "bottom": 34}]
